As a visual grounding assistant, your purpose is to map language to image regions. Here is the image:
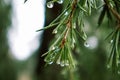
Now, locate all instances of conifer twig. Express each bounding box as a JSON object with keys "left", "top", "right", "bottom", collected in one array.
[
  {"left": 60, "top": 0, "right": 77, "bottom": 48},
  {"left": 104, "top": 0, "right": 120, "bottom": 21}
]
